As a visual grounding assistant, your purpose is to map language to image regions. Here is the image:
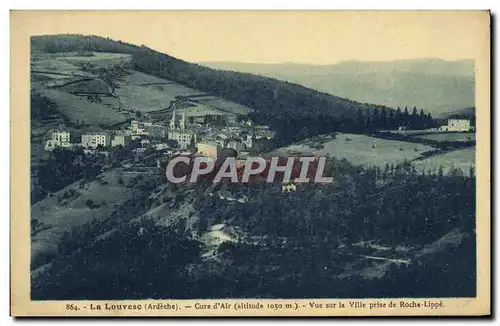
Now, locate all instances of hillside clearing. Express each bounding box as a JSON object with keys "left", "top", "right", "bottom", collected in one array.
[
  {"left": 52, "top": 79, "right": 111, "bottom": 94},
  {"left": 194, "top": 97, "right": 253, "bottom": 115},
  {"left": 41, "top": 89, "right": 128, "bottom": 126},
  {"left": 31, "top": 57, "right": 82, "bottom": 73},
  {"left": 59, "top": 52, "right": 132, "bottom": 67},
  {"left": 121, "top": 70, "right": 181, "bottom": 86},
  {"left": 275, "top": 133, "right": 437, "bottom": 169},
  {"left": 114, "top": 82, "right": 202, "bottom": 112}
]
